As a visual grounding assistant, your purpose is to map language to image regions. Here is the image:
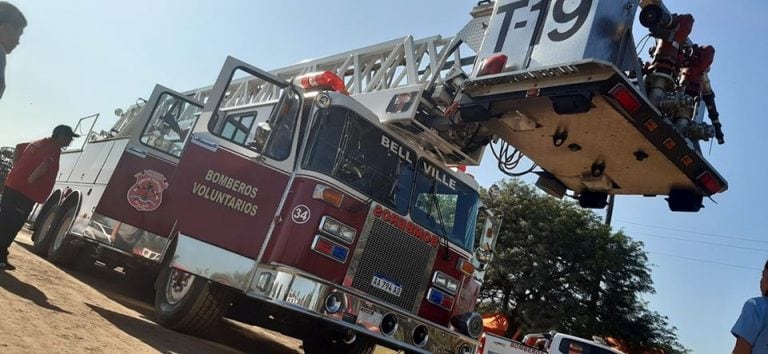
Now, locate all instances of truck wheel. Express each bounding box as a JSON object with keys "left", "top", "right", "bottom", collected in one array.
[
  {"left": 46, "top": 206, "right": 81, "bottom": 265},
  {"left": 154, "top": 266, "right": 233, "bottom": 336},
  {"left": 31, "top": 204, "right": 58, "bottom": 256}
]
